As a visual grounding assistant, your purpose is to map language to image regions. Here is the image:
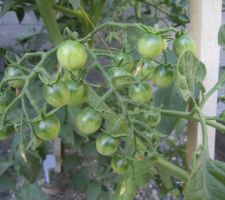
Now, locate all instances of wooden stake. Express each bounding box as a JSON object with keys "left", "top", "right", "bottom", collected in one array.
[{"left": 187, "top": 0, "right": 222, "bottom": 165}]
